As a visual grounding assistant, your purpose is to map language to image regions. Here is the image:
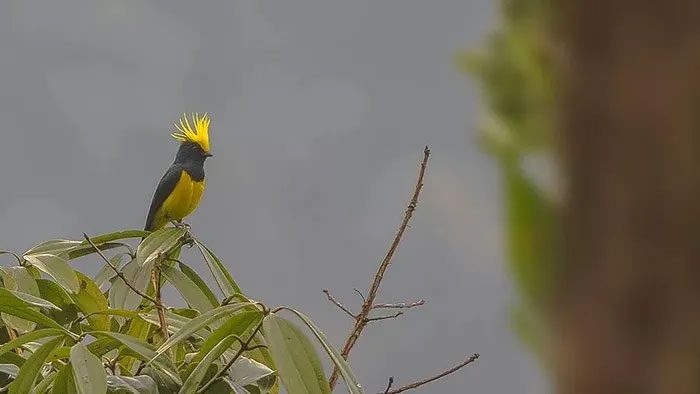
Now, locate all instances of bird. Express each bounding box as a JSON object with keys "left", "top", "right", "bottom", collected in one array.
[{"left": 145, "top": 113, "right": 212, "bottom": 232}]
